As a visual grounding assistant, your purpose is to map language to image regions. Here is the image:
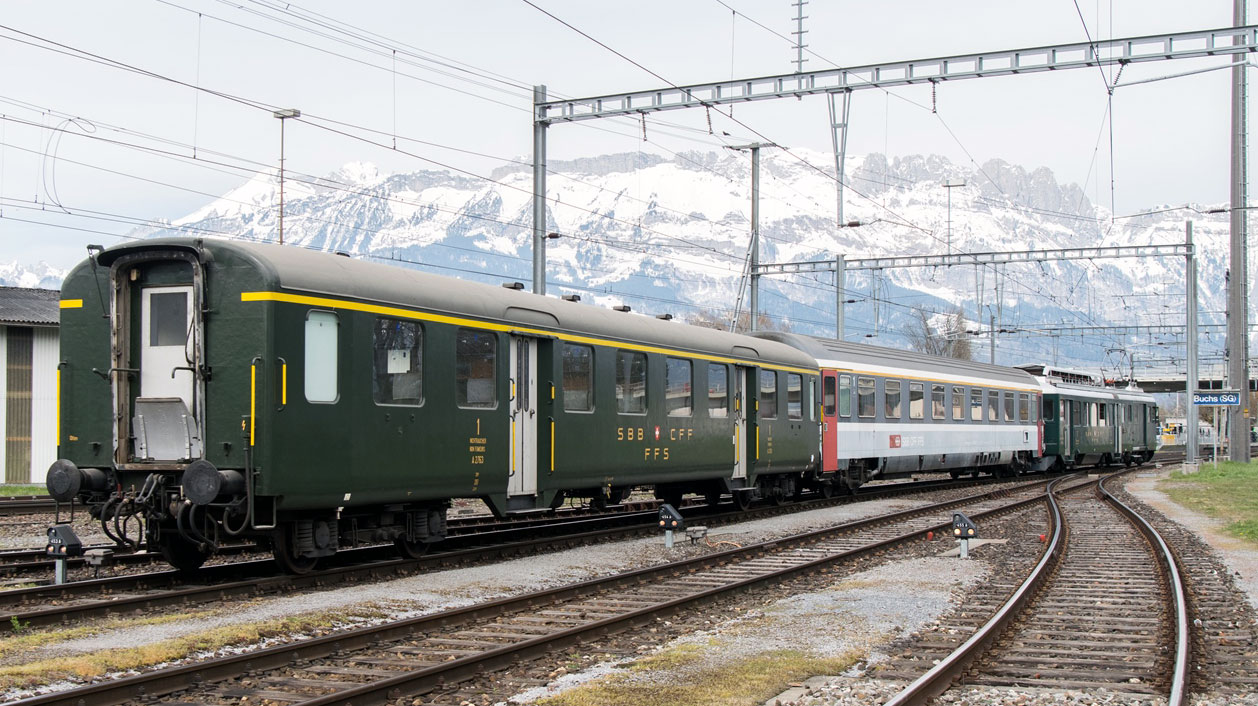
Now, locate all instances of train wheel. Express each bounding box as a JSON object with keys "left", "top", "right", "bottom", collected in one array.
[
  {"left": 703, "top": 489, "right": 723, "bottom": 507},
  {"left": 819, "top": 481, "right": 835, "bottom": 499},
  {"left": 271, "top": 527, "right": 318, "bottom": 574},
  {"left": 156, "top": 534, "right": 211, "bottom": 572},
  {"left": 733, "top": 490, "right": 753, "bottom": 511},
  {"left": 394, "top": 535, "right": 429, "bottom": 561}
]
